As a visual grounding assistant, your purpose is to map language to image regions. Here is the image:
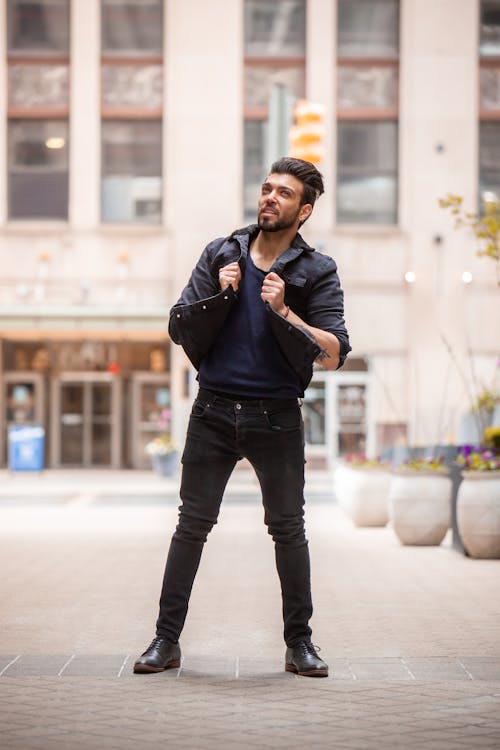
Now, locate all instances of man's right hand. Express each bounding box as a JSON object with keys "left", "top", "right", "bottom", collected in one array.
[{"left": 219, "top": 262, "right": 241, "bottom": 292}]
